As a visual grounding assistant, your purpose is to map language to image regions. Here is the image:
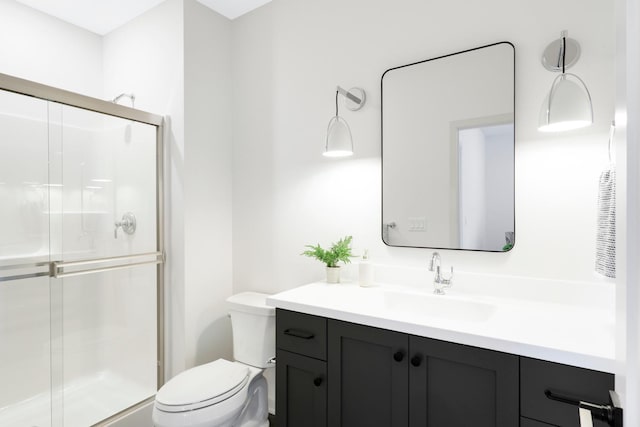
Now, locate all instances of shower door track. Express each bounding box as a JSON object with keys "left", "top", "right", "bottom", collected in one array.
[{"left": 0, "top": 72, "right": 166, "bottom": 427}]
